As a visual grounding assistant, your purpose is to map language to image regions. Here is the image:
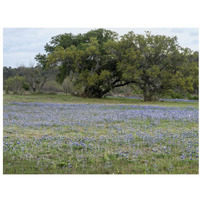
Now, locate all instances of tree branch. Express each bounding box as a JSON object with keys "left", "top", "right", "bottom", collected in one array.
[{"left": 113, "top": 80, "right": 138, "bottom": 88}]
